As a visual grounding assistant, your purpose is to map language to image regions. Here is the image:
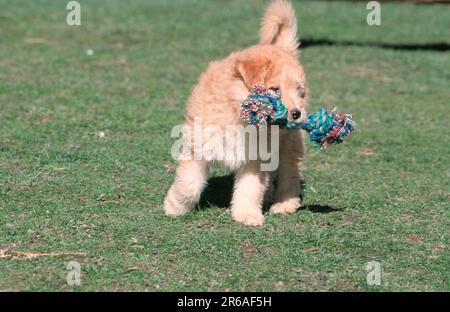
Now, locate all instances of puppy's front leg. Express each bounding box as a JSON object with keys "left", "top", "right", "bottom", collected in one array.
[
  {"left": 231, "top": 161, "right": 269, "bottom": 226},
  {"left": 164, "top": 159, "right": 209, "bottom": 216},
  {"left": 270, "top": 131, "right": 304, "bottom": 214}
]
